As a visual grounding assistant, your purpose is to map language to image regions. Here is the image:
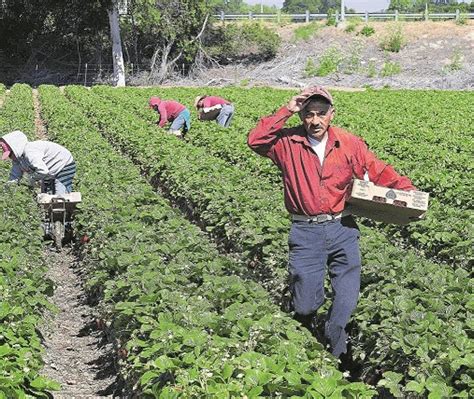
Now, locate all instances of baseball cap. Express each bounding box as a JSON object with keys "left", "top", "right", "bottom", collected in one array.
[{"left": 301, "top": 86, "right": 334, "bottom": 106}]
